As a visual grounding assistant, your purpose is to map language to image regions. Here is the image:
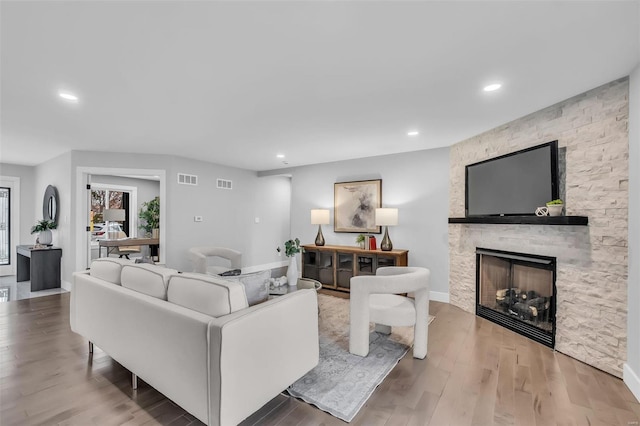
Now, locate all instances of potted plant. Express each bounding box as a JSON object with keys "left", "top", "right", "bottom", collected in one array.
[
  {"left": 356, "top": 234, "right": 366, "bottom": 249},
  {"left": 546, "top": 199, "right": 564, "bottom": 216},
  {"left": 277, "top": 238, "right": 302, "bottom": 286},
  {"left": 139, "top": 196, "right": 160, "bottom": 238},
  {"left": 31, "top": 219, "right": 57, "bottom": 245}
]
